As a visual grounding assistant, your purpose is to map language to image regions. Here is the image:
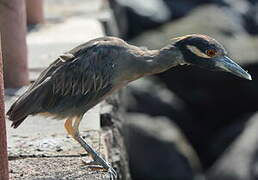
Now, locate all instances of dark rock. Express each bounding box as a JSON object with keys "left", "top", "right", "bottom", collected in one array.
[
  {"left": 129, "top": 5, "right": 258, "bottom": 169},
  {"left": 100, "top": 113, "right": 114, "bottom": 127},
  {"left": 124, "top": 77, "right": 192, "bottom": 121},
  {"left": 124, "top": 113, "right": 204, "bottom": 180},
  {"left": 110, "top": 0, "right": 227, "bottom": 39},
  {"left": 228, "top": 0, "right": 258, "bottom": 35},
  {"left": 206, "top": 112, "right": 258, "bottom": 180},
  {"left": 131, "top": 5, "right": 258, "bottom": 65},
  {"left": 112, "top": 0, "right": 258, "bottom": 177},
  {"left": 242, "top": 6, "right": 258, "bottom": 35},
  {"left": 156, "top": 62, "right": 258, "bottom": 169},
  {"left": 101, "top": 93, "right": 132, "bottom": 180},
  {"left": 111, "top": 0, "right": 258, "bottom": 40},
  {"left": 123, "top": 77, "right": 203, "bottom": 150},
  {"left": 109, "top": 0, "right": 172, "bottom": 39},
  {"left": 208, "top": 114, "right": 251, "bottom": 167}
]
